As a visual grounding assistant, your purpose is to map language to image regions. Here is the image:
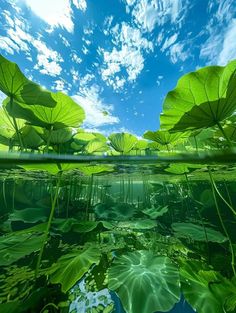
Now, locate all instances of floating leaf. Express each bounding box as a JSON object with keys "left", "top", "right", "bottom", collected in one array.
[
  {"left": 108, "top": 250, "right": 180, "bottom": 313},
  {"left": 50, "top": 246, "right": 101, "bottom": 293},
  {"left": 172, "top": 222, "right": 227, "bottom": 243}
]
